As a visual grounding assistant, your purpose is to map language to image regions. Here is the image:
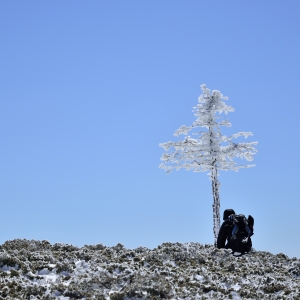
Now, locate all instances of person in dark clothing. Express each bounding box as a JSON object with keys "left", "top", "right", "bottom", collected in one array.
[{"left": 217, "top": 209, "right": 254, "bottom": 253}]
